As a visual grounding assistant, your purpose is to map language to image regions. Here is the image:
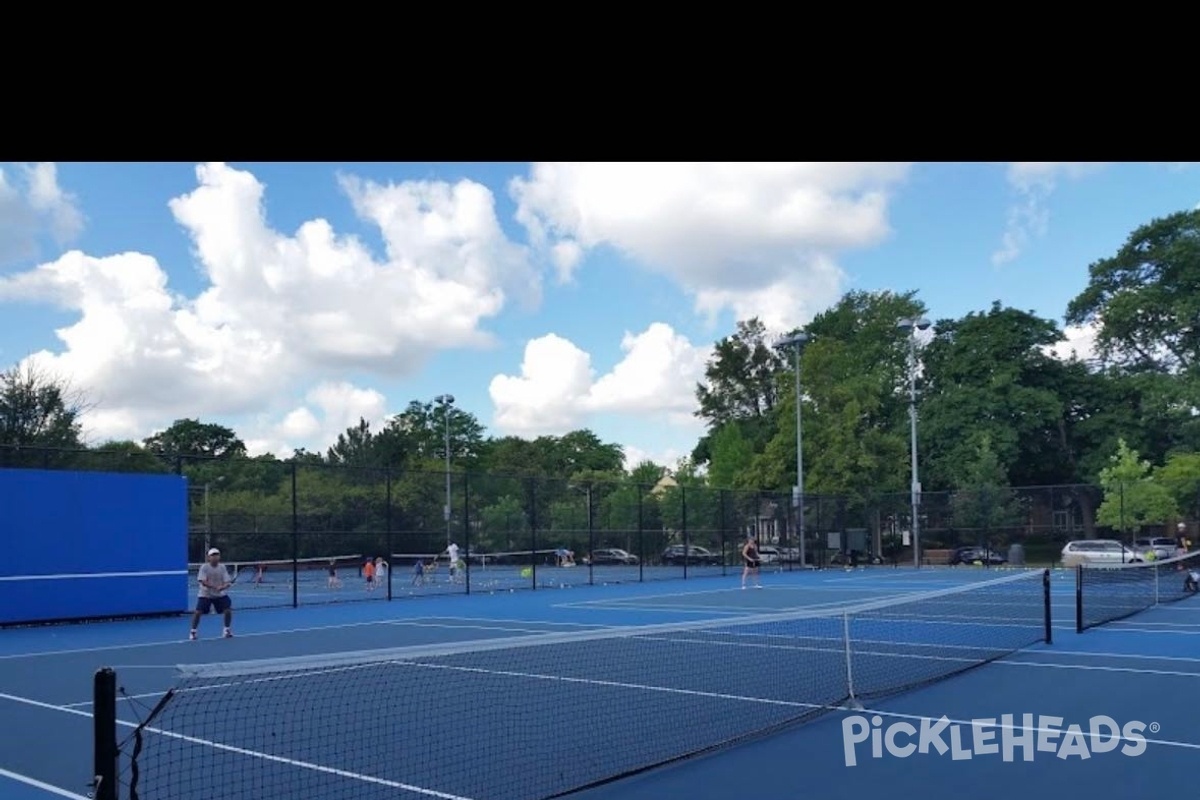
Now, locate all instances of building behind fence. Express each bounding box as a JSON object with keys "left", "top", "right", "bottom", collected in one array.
[{"left": 1, "top": 444, "right": 1194, "bottom": 614}]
